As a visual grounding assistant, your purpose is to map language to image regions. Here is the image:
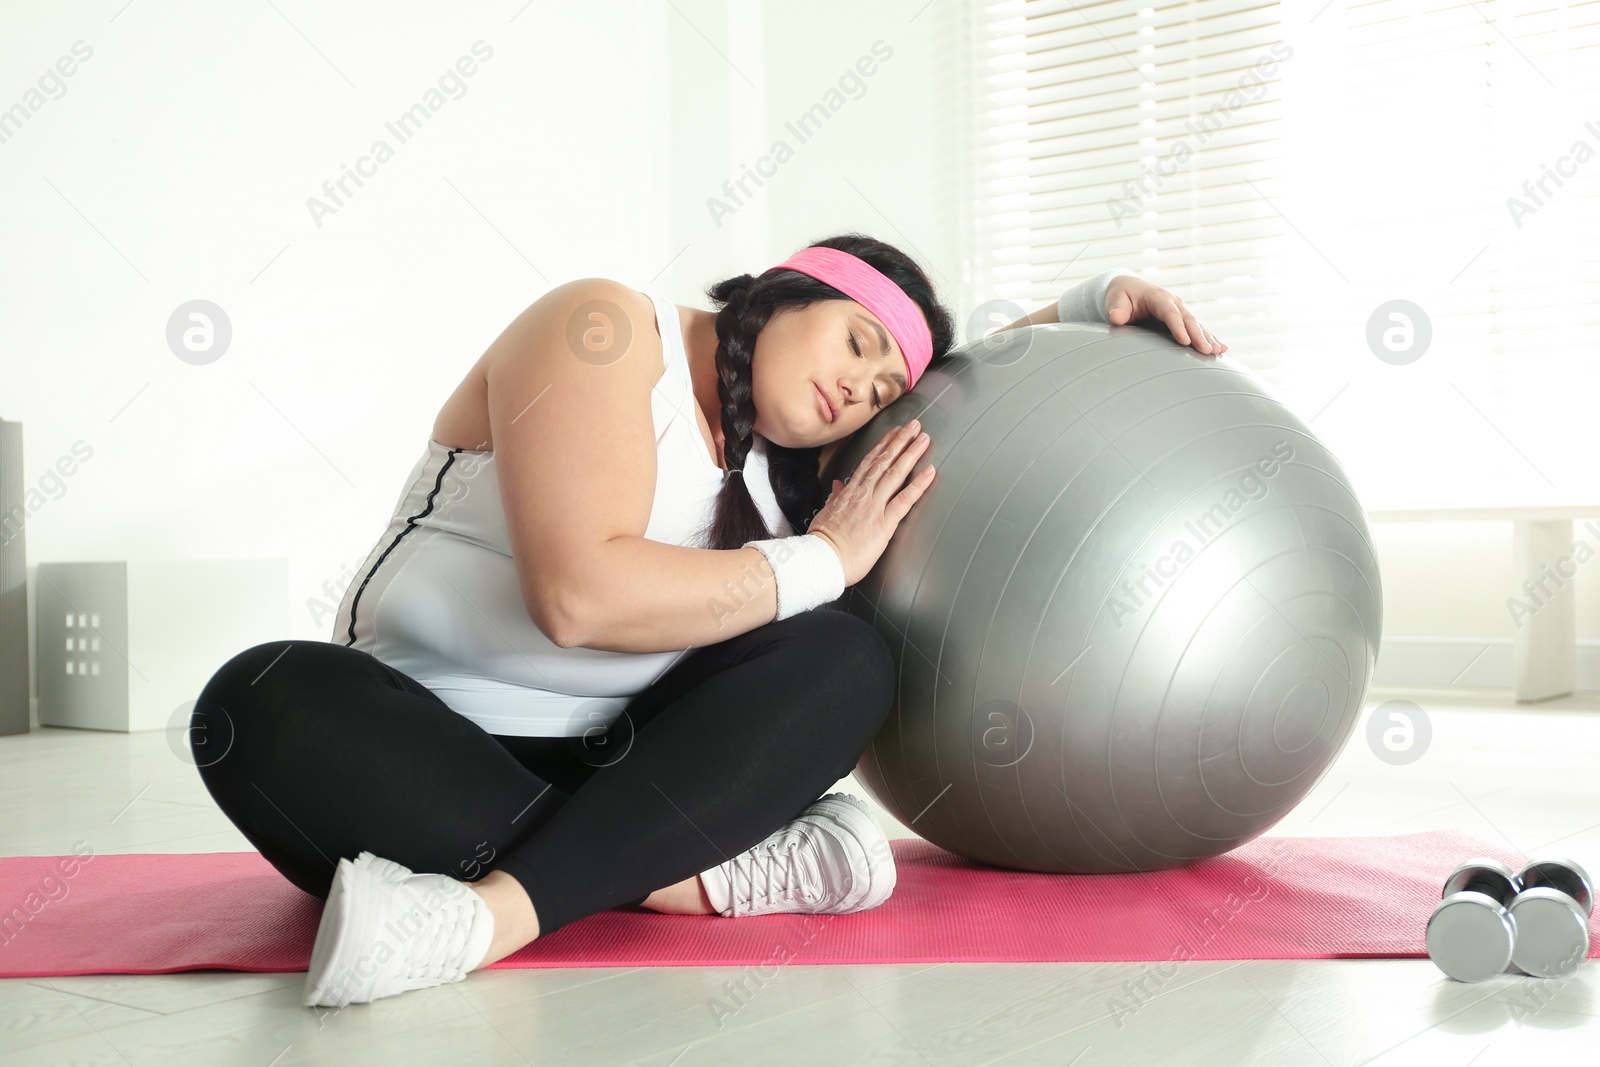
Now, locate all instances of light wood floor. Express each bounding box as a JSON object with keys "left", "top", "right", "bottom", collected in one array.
[{"left": 2, "top": 685, "right": 1597, "bottom": 1065}]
